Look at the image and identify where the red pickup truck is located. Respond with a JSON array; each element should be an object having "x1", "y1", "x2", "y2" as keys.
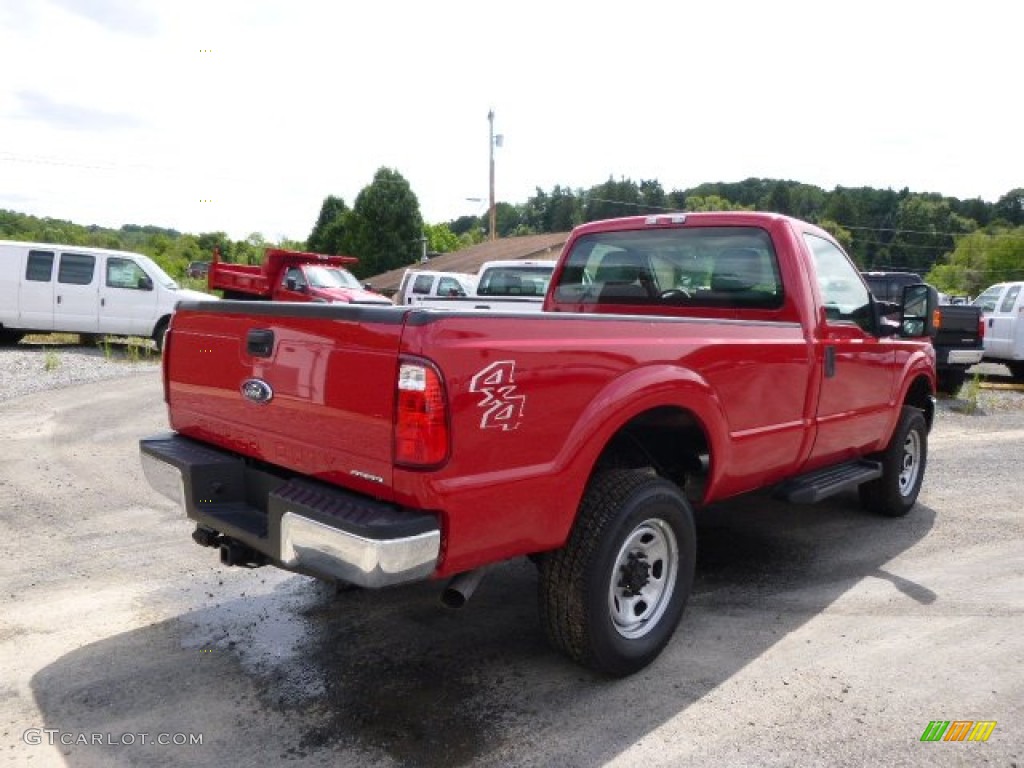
[
  {"x1": 141, "y1": 212, "x2": 937, "y2": 676},
  {"x1": 208, "y1": 247, "x2": 392, "y2": 305}
]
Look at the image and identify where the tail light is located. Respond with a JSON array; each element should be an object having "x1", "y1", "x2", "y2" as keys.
[
  {"x1": 978, "y1": 314, "x2": 986, "y2": 340},
  {"x1": 932, "y1": 309, "x2": 942, "y2": 329},
  {"x1": 394, "y1": 359, "x2": 449, "y2": 467}
]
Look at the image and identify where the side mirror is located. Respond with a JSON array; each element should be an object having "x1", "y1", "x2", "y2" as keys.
[
  {"x1": 138, "y1": 276, "x2": 153, "y2": 291},
  {"x1": 363, "y1": 282, "x2": 373, "y2": 291},
  {"x1": 899, "y1": 284, "x2": 938, "y2": 338},
  {"x1": 285, "y1": 277, "x2": 298, "y2": 291}
]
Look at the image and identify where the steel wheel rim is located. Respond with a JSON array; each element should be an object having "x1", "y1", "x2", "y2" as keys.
[
  {"x1": 898, "y1": 429, "x2": 922, "y2": 496},
  {"x1": 608, "y1": 518, "x2": 679, "y2": 639}
]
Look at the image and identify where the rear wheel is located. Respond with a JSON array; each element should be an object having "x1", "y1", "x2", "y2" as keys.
[
  {"x1": 0, "y1": 330, "x2": 25, "y2": 345},
  {"x1": 539, "y1": 470, "x2": 696, "y2": 677},
  {"x1": 859, "y1": 406, "x2": 928, "y2": 517},
  {"x1": 1007, "y1": 361, "x2": 1024, "y2": 381}
]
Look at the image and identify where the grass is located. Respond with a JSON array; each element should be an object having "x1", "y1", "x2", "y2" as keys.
[
  {"x1": 961, "y1": 372, "x2": 983, "y2": 414},
  {"x1": 23, "y1": 333, "x2": 156, "y2": 363},
  {"x1": 43, "y1": 349, "x2": 60, "y2": 372}
]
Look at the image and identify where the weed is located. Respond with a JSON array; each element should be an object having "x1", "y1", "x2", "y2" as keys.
[
  {"x1": 960, "y1": 371, "x2": 983, "y2": 415},
  {"x1": 44, "y1": 349, "x2": 60, "y2": 372}
]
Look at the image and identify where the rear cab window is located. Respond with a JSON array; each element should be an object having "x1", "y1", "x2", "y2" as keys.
[
  {"x1": 999, "y1": 285, "x2": 1021, "y2": 313},
  {"x1": 551, "y1": 226, "x2": 783, "y2": 312}
]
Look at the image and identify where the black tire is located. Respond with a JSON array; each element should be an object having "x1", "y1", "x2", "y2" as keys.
[
  {"x1": 1007, "y1": 361, "x2": 1024, "y2": 381},
  {"x1": 152, "y1": 318, "x2": 170, "y2": 352},
  {"x1": 0, "y1": 330, "x2": 25, "y2": 345},
  {"x1": 859, "y1": 406, "x2": 928, "y2": 517},
  {"x1": 936, "y1": 368, "x2": 966, "y2": 396},
  {"x1": 539, "y1": 470, "x2": 696, "y2": 677}
]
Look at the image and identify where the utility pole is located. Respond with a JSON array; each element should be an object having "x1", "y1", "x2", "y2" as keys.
[{"x1": 488, "y1": 109, "x2": 496, "y2": 241}]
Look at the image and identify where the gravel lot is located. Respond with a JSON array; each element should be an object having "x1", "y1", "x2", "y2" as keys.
[
  {"x1": 0, "y1": 345, "x2": 1021, "y2": 767},
  {"x1": 0, "y1": 340, "x2": 160, "y2": 403}
]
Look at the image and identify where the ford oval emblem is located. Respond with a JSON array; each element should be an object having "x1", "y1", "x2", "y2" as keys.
[{"x1": 241, "y1": 378, "x2": 273, "y2": 404}]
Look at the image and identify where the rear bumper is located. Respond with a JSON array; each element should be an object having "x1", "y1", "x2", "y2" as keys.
[
  {"x1": 942, "y1": 348, "x2": 985, "y2": 366},
  {"x1": 140, "y1": 433, "x2": 440, "y2": 587}
]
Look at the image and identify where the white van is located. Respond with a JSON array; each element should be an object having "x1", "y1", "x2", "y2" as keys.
[
  {"x1": 972, "y1": 281, "x2": 1024, "y2": 379},
  {"x1": 0, "y1": 240, "x2": 215, "y2": 349}
]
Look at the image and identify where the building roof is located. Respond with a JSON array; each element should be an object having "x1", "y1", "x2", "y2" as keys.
[{"x1": 366, "y1": 232, "x2": 569, "y2": 294}]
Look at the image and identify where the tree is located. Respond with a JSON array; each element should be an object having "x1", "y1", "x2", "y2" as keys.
[
  {"x1": 307, "y1": 195, "x2": 349, "y2": 253},
  {"x1": 993, "y1": 188, "x2": 1024, "y2": 226},
  {"x1": 346, "y1": 168, "x2": 423, "y2": 278},
  {"x1": 424, "y1": 222, "x2": 459, "y2": 254},
  {"x1": 927, "y1": 227, "x2": 1024, "y2": 295}
]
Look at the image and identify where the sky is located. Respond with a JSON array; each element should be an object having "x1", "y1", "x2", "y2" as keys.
[{"x1": 0, "y1": 0, "x2": 1019, "y2": 242}]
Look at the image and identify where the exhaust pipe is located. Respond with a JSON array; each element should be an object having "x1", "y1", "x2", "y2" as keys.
[{"x1": 441, "y1": 567, "x2": 490, "y2": 609}]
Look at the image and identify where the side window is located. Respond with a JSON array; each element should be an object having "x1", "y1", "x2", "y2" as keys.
[
  {"x1": 412, "y1": 275, "x2": 433, "y2": 294},
  {"x1": 57, "y1": 253, "x2": 96, "y2": 285},
  {"x1": 803, "y1": 234, "x2": 872, "y2": 331},
  {"x1": 26, "y1": 250, "x2": 55, "y2": 282},
  {"x1": 437, "y1": 276, "x2": 465, "y2": 296},
  {"x1": 106, "y1": 257, "x2": 150, "y2": 290},
  {"x1": 973, "y1": 286, "x2": 1003, "y2": 313},
  {"x1": 282, "y1": 266, "x2": 305, "y2": 288},
  {"x1": 999, "y1": 285, "x2": 1020, "y2": 313}
]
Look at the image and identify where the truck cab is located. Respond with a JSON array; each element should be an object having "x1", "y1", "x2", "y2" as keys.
[
  {"x1": 395, "y1": 269, "x2": 477, "y2": 305},
  {"x1": 278, "y1": 263, "x2": 392, "y2": 305},
  {"x1": 973, "y1": 281, "x2": 1024, "y2": 378}
]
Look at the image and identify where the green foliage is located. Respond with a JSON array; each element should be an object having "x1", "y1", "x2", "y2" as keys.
[
  {"x1": 424, "y1": 222, "x2": 459, "y2": 254},
  {"x1": 926, "y1": 227, "x2": 1024, "y2": 295},
  {"x1": 306, "y1": 195, "x2": 350, "y2": 254},
  {"x1": 344, "y1": 168, "x2": 423, "y2": 278},
  {"x1": 683, "y1": 195, "x2": 752, "y2": 212}
]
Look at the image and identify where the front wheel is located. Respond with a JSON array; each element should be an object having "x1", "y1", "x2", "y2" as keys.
[
  {"x1": 859, "y1": 406, "x2": 928, "y2": 517},
  {"x1": 539, "y1": 470, "x2": 696, "y2": 677}
]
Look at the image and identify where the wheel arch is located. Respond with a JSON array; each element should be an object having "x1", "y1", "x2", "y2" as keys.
[{"x1": 556, "y1": 365, "x2": 729, "y2": 521}]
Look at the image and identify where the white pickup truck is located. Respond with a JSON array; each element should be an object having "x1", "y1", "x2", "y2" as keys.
[
  {"x1": 410, "y1": 259, "x2": 556, "y2": 312},
  {"x1": 394, "y1": 270, "x2": 477, "y2": 306},
  {"x1": 973, "y1": 281, "x2": 1024, "y2": 379}
]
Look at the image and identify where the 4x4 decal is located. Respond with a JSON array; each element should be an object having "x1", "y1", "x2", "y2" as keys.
[{"x1": 469, "y1": 360, "x2": 526, "y2": 431}]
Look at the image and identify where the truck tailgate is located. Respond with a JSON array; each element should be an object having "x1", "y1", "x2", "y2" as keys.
[
  {"x1": 935, "y1": 305, "x2": 983, "y2": 348},
  {"x1": 165, "y1": 302, "x2": 405, "y2": 498}
]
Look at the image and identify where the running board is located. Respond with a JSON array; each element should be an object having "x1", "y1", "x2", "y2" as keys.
[{"x1": 774, "y1": 460, "x2": 882, "y2": 504}]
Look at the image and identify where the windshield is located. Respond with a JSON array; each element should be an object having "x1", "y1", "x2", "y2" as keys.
[{"x1": 307, "y1": 266, "x2": 361, "y2": 289}]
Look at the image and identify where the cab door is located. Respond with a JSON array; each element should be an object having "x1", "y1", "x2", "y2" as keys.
[
  {"x1": 99, "y1": 256, "x2": 157, "y2": 335},
  {"x1": 54, "y1": 251, "x2": 99, "y2": 333},
  {"x1": 18, "y1": 249, "x2": 56, "y2": 331},
  {"x1": 803, "y1": 234, "x2": 896, "y2": 465},
  {"x1": 986, "y1": 284, "x2": 1020, "y2": 359}
]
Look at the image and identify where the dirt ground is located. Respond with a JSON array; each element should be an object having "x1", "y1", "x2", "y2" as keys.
[{"x1": 1, "y1": 369, "x2": 1021, "y2": 767}]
